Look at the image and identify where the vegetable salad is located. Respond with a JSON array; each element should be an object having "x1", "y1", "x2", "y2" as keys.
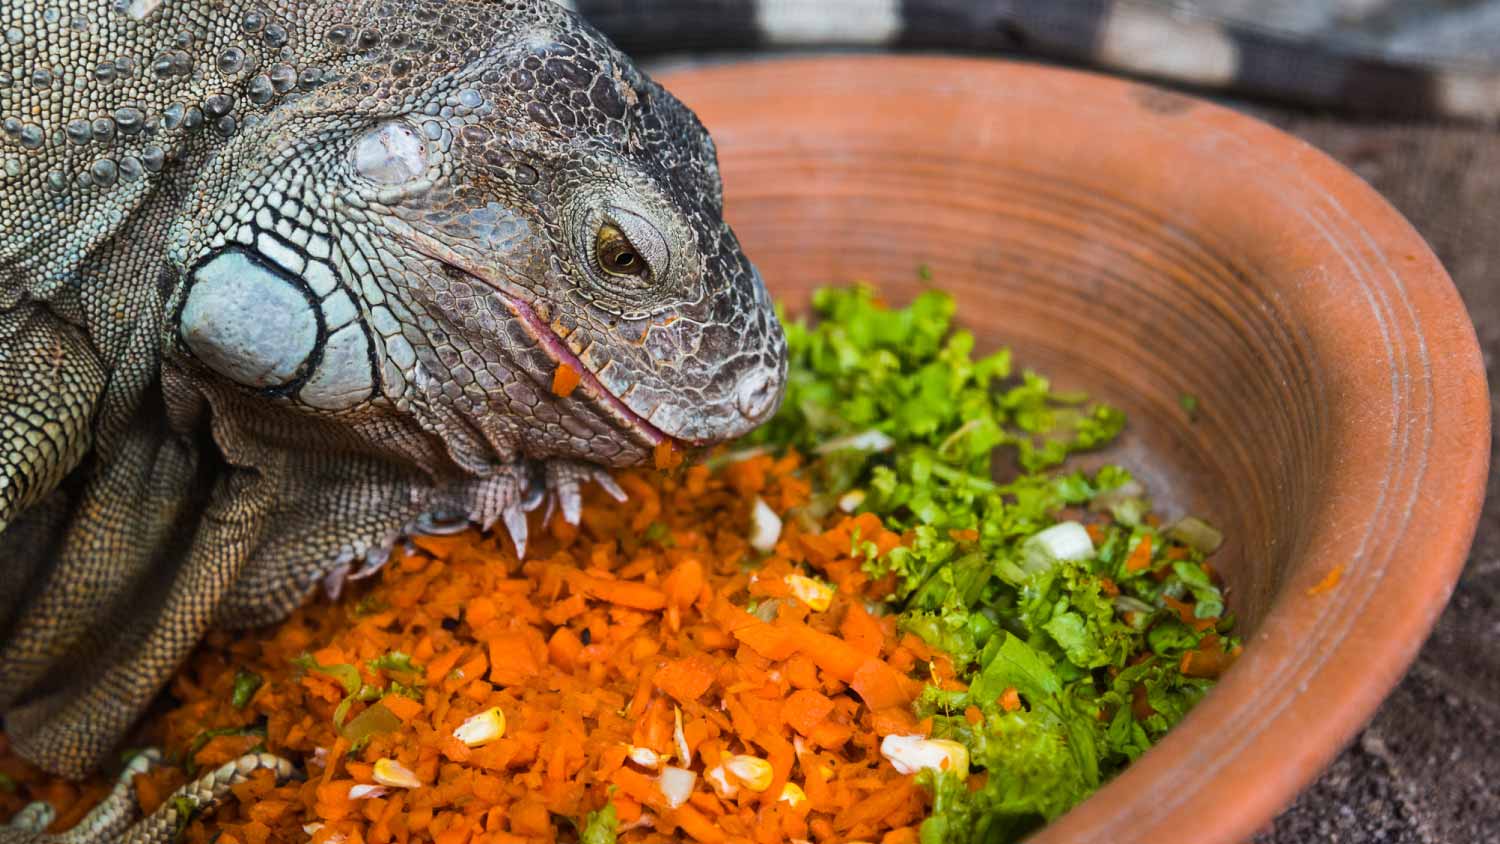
[{"x1": 0, "y1": 283, "x2": 1237, "y2": 844}]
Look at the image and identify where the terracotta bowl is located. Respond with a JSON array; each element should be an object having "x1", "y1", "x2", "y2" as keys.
[{"x1": 656, "y1": 56, "x2": 1490, "y2": 844}]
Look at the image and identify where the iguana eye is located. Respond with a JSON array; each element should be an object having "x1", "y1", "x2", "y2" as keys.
[{"x1": 595, "y1": 223, "x2": 647, "y2": 277}]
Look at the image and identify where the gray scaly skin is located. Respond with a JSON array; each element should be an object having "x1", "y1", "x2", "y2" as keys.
[{"x1": 0, "y1": 0, "x2": 785, "y2": 837}]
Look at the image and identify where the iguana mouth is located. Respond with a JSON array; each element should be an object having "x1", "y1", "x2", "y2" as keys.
[
  {"x1": 500, "y1": 289, "x2": 672, "y2": 448},
  {"x1": 400, "y1": 232, "x2": 675, "y2": 449}
]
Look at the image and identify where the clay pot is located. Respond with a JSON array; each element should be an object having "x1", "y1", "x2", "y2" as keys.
[{"x1": 658, "y1": 56, "x2": 1491, "y2": 844}]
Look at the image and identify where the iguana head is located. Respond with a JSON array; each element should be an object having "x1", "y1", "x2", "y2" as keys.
[{"x1": 166, "y1": 0, "x2": 786, "y2": 474}]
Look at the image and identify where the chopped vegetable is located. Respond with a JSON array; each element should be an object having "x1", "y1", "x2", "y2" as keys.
[
  {"x1": 1307, "y1": 564, "x2": 1345, "y2": 596},
  {"x1": 748, "y1": 495, "x2": 782, "y2": 553},
  {"x1": 581, "y1": 801, "x2": 619, "y2": 844},
  {"x1": 657, "y1": 766, "x2": 697, "y2": 809},
  {"x1": 371, "y1": 758, "x2": 421, "y2": 789},
  {"x1": 450, "y1": 706, "x2": 505, "y2": 746},
  {"x1": 784, "y1": 573, "x2": 834, "y2": 611},
  {"x1": 1179, "y1": 392, "x2": 1200, "y2": 420},
  {"x1": 723, "y1": 754, "x2": 774, "y2": 792},
  {"x1": 880, "y1": 735, "x2": 970, "y2": 777},
  {"x1": 229, "y1": 669, "x2": 262, "y2": 709},
  {"x1": 0, "y1": 283, "x2": 1235, "y2": 844},
  {"x1": 552, "y1": 361, "x2": 583, "y2": 397}
]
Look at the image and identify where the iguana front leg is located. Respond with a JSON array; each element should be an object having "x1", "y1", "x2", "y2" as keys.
[
  {"x1": 0, "y1": 304, "x2": 105, "y2": 533},
  {"x1": 0, "y1": 750, "x2": 295, "y2": 844}
]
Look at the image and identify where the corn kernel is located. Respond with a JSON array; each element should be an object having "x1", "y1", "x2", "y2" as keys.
[
  {"x1": 724, "y1": 754, "x2": 775, "y2": 792},
  {"x1": 778, "y1": 782, "x2": 807, "y2": 807},
  {"x1": 451, "y1": 707, "x2": 506, "y2": 747},
  {"x1": 705, "y1": 764, "x2": 738, "y2": 798},
  {"x1": 784, "y1": 574, "x2": 834, "y2": 612},
  {"x1": 879, "y1": 735, "x2": 969, "y2": 777},
  {"x1": 372, "y1": 758, "x2": 422, "y2": 789}
]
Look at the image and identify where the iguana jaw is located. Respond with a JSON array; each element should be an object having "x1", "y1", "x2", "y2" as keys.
[
  {"x1": 501, "y1": 288, "x2": 672, "y2": 449},
  {"x1": 401, "y1": 233, "x2": 676, "y2": 450}
]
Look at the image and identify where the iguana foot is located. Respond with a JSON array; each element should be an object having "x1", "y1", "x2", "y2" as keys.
[
  {"x1": 0, "y1": 750, "x2": 295, "y2": 844},
  {"x1": 403, "y1": 460, "x2": 625, "y2": 560},
  {"x1": 543, "y1": 460, "x2": 628, "y2": 527}
]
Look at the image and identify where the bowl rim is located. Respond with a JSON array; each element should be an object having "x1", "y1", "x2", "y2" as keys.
[{"x1": 656, "y1": 54, "x2": 1492, "y2": 843}]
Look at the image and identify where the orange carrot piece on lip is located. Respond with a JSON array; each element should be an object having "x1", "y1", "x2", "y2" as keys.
[{"x1": 551, "y1": 362, "x2": 582, "y2": 397}]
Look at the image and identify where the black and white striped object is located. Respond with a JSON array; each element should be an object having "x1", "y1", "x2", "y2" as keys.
[{"x1": 563, "y1": 0, "x2": 1500, "y2": 123}]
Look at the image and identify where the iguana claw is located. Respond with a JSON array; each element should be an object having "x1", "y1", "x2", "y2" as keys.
[
  {"x1": 544, "y1": 461, "x2": 629, "y2": 528},
  {"x1": 0, "y1": 750, "x2": 296, "y2": 844}
]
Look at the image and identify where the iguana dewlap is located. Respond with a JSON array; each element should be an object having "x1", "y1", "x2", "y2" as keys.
[{"x1": 0, "y1": 0, "x2": 786, "y2": 812}]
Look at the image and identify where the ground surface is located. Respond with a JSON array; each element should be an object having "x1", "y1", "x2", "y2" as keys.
[{"x1": 1244, "y1": 114, "x2": 1500, "y2": 844}]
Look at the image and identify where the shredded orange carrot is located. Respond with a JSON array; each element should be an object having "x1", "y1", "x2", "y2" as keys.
[
  {"x1": 1180, "y1": 633, "x2": 1238, "y2": 679},
  {"x1": 1124, "y1": 533, "x2": 1153, "y2": 572},
  {"x1": 998, "y1": 687, "x2": 1022, "y2": 713},
  {"x1": 654, "y1": 439, "x2": 685, "y2": 471},
  {"x1": 0, "y1": 452, "x2": 937, "y2": 844},
  {"x1": 1306, "y1": 564, "x2": 1345, "y2": 596},
  {"x1": 550, "y1": 362, "x2": 582, "y2": 398}
]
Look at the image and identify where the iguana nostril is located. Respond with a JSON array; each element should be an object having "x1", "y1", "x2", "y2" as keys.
[{"x1": 736, "y1": 370, "x2": 779, "y2": 422}]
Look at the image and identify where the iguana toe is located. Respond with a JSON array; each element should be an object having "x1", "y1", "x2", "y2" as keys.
[
  {"x1": 544, "y1": 460, "x2": 630, "y2": 527},
  {"x1": 5, "y1": 802, "x2": 55, "y2": 835}
]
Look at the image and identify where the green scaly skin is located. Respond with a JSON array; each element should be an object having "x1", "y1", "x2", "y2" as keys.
[{"x1": 0, "y1": 1, "x2": 787, "y2": 839}]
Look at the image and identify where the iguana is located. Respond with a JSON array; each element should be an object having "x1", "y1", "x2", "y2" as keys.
[
  {"x1": 5, "y1": 0, "x2": 1499, "y2": 842},
  {"x1": 0, "y1": 0, "x2": 786, "y2": 840}
]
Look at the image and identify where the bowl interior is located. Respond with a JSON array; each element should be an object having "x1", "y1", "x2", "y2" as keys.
[{"x1": 658, "y1": 56, "x2": 1489, "y2": 844}]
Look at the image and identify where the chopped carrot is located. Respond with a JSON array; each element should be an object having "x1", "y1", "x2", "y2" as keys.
[
  {"x1": 379, "y1": 695, "x2": 423, "y2": 723},
  {"x1": 672, "y1": 803, "x2": 728, "y2": 843},
  {"x1": 783, "y1": 689, "x2": 836, "y2": 736},
  {"x1": 839, "y1": 601, "x2": 885, "y2": 658},
  {"x1": 1124, "y1": 533, "x2": 1154, "y2": 572},
  {"x1": 551, "y1": 362, "x2": 582, "y2": 398},
  {"x1": 587, "y1": 577, "x2": 668, "y2": 611},
  {"x1": 2, "y1": 454, "x2": 934, "y2": 844},
  {"x1": 654, "y1": 439, "x2": 684, "y2": 471},
  {"x1": 1307, "y1": 564, "x2": 1345, "y2": 596},
  {"x1": 850, "y1": 658, "x2": 917, "y2": 711},
  {"x1": 654, "y1": 654, "x2": 717, "y2": 702},
  {"x1": 999, "y1": 686, "x2": 1022, "y2": 713},
  {"x1": 795, "y1": 628, "x2": 868, "y2": 683},
  {"x1": 734, "y1": 621, "x2": 802, "y2": 661}
]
